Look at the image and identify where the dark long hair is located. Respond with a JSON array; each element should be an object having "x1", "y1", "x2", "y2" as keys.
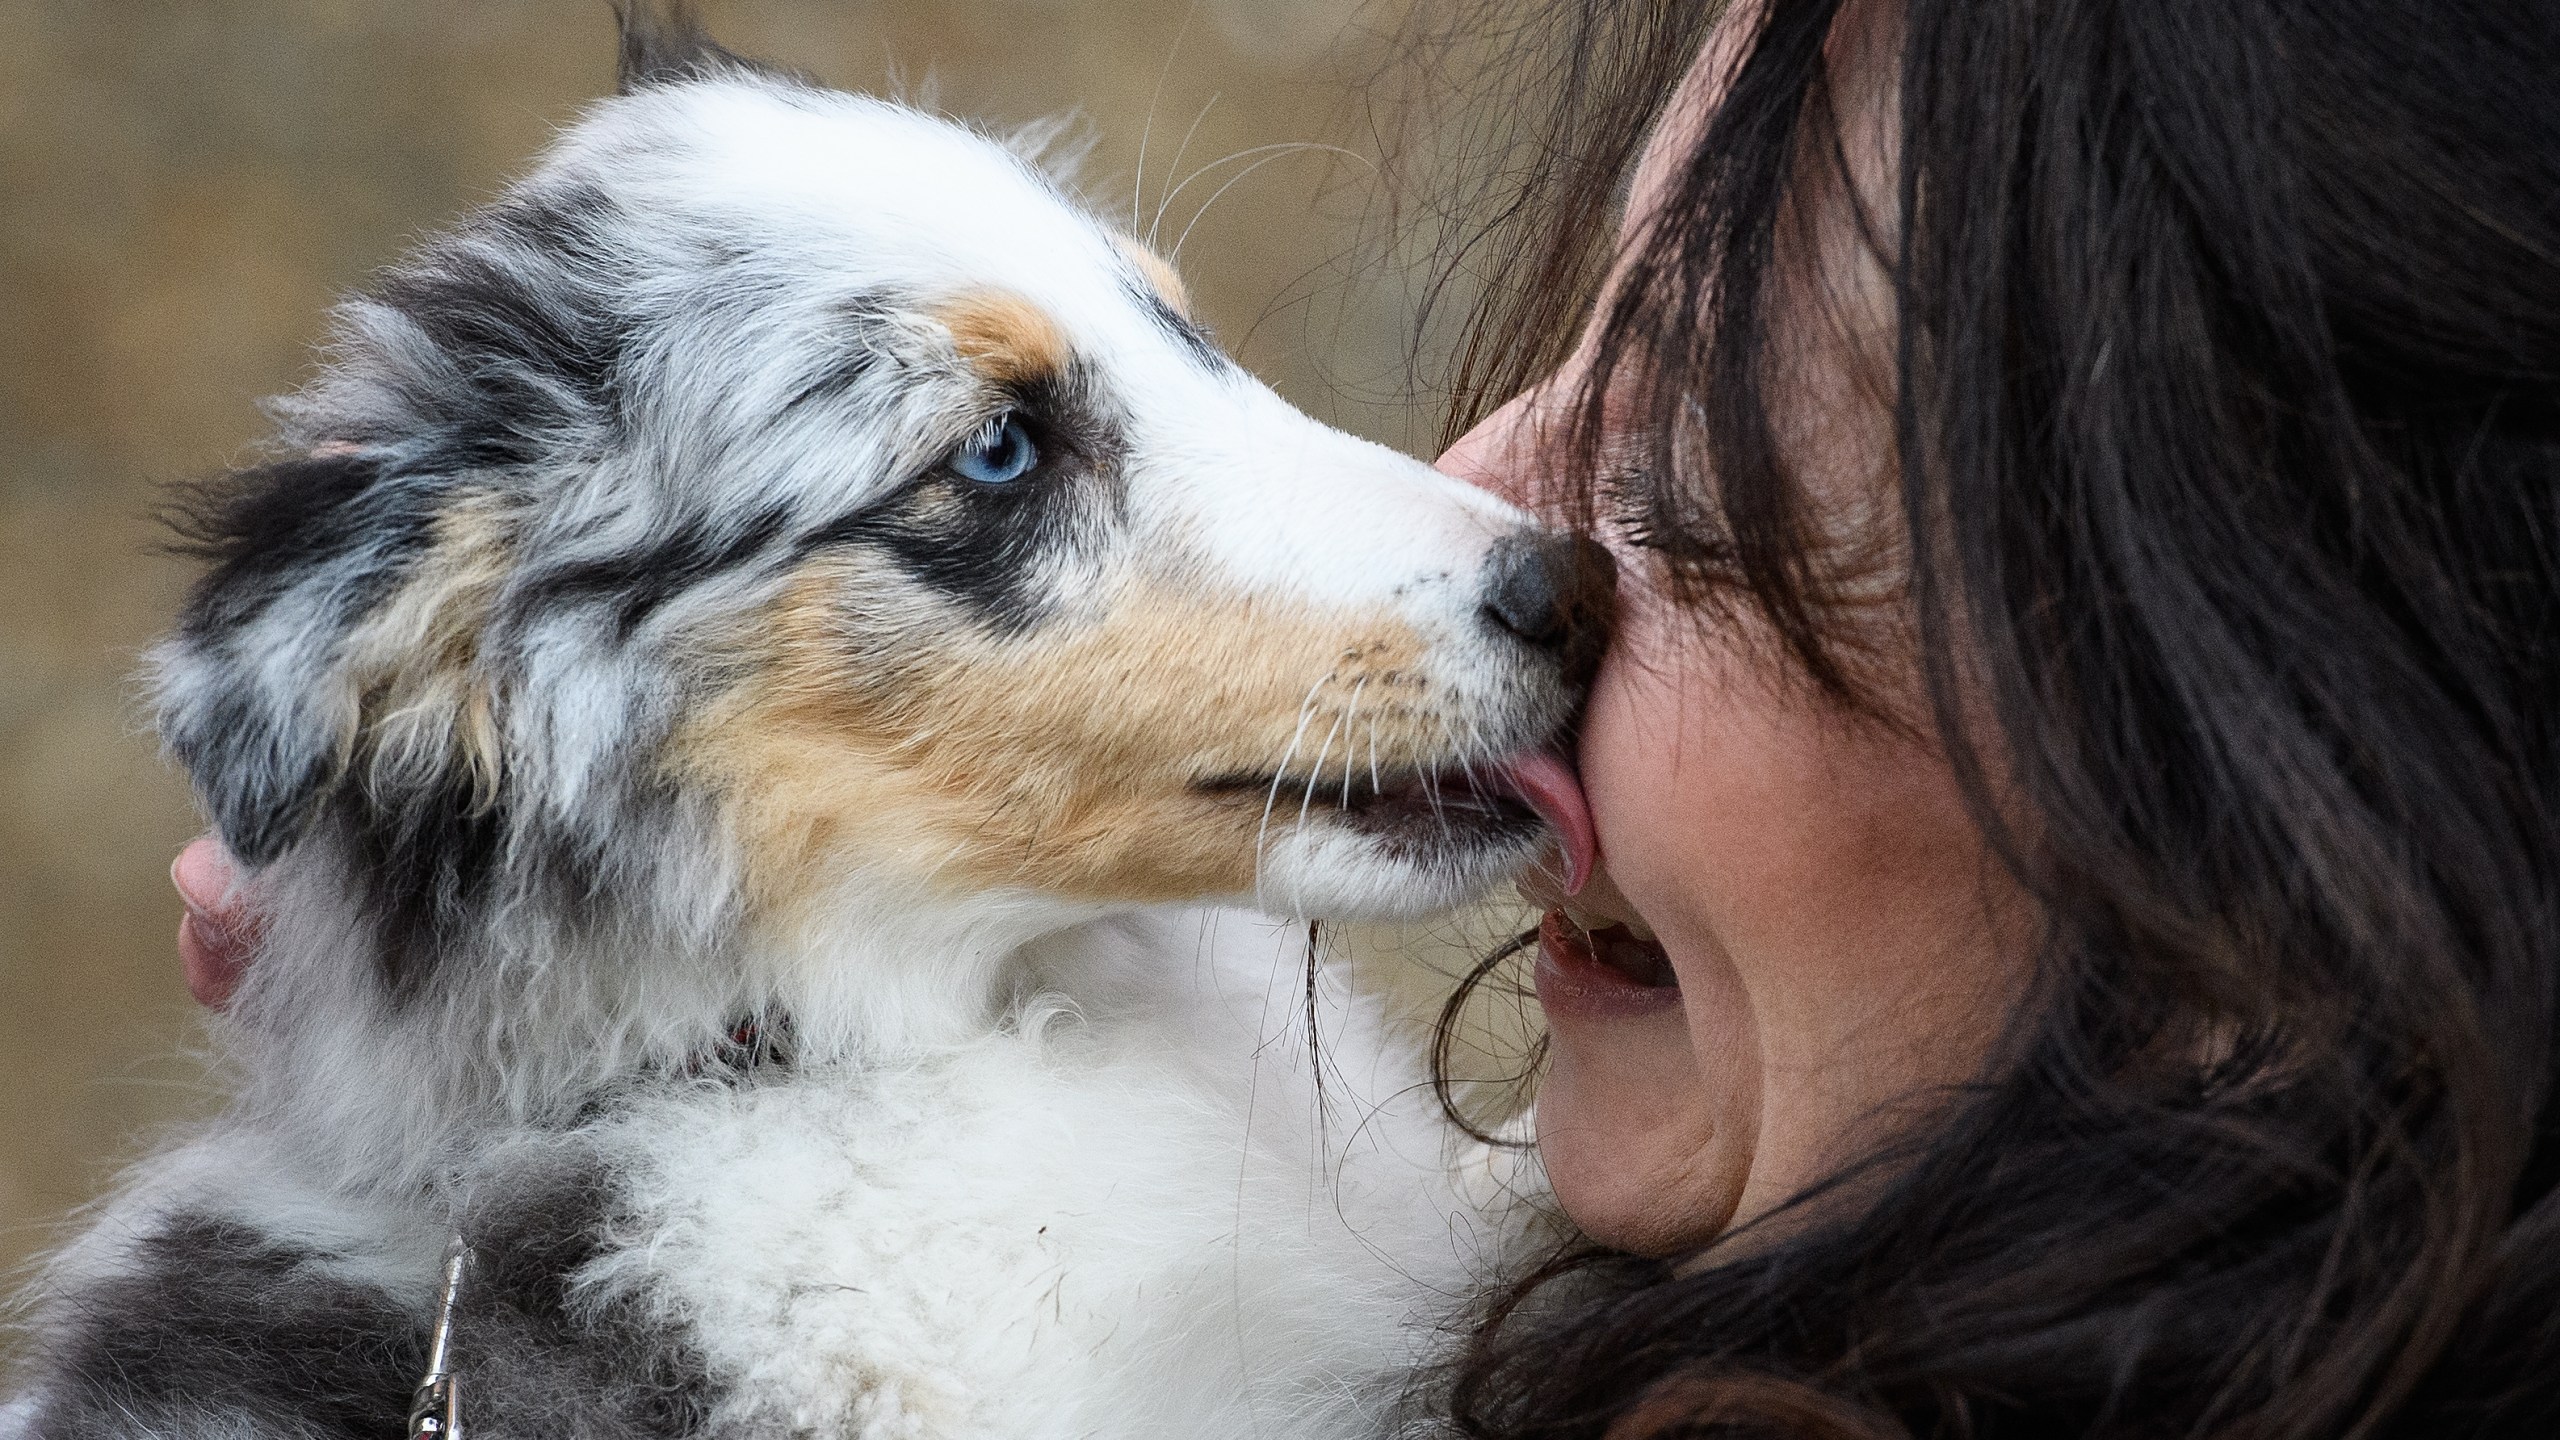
[{"x1": 1401, "y1": 1, "x2": 2560, "y2": 1435}]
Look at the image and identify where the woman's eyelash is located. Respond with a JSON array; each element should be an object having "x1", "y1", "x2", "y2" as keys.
[
  {"x1": 1596, "y1": 466, "x2": 1740, "y2": 570},
  {"x1": 1596, "y1": 468, "x2": 1677, "y2": 551}
]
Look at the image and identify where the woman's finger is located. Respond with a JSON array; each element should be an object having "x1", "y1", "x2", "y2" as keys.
[{"x1": 173, "y1": 835, "x2": 254, "y2": 1010}]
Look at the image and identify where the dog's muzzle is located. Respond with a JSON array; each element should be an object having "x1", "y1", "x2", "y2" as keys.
[{"x1": 1476, "y1": 528, "x2": 1618, "y2": 688}]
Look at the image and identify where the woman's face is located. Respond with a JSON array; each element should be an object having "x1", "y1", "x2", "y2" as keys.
[{"x1": 1438, "y1": 7, "x2": 2029, "y2": 1256}]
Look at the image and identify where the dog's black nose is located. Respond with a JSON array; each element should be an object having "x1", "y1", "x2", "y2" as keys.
[{"x1": 1478, "y1": 529, "x2": 1616, "y2": 685}]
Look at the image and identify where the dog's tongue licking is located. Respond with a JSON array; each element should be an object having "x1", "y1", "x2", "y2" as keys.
[{"x1": 1496, "y1": 750, "x2": 1598, "y2": 895}]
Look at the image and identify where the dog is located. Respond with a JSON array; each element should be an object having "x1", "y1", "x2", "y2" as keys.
[{"x1": 0, "y1": 12, "x2": 1610, "y2": 1439}]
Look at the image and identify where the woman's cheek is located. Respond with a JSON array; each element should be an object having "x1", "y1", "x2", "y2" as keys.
[{"x1": 1531, "y1": 600, "x2": 1773, "y2": 1253}]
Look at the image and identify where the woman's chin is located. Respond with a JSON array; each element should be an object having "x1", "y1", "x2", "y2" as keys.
[
  {"x1": 1534, "y1": 1065, "x2": 1743, "y2": 1255},
  {"x1": 1531, "y1": 946, "x2": 1746, "y2": 1254}
]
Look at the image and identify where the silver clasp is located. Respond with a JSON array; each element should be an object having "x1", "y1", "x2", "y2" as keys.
[{"x1": 406, "y1": 1234, "x2": 471, "y2": 1440}]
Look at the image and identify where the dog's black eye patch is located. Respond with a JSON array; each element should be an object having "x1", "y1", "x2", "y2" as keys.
[{"x1": 802, "y1": 377, "x2": 1125, "y2": 634}]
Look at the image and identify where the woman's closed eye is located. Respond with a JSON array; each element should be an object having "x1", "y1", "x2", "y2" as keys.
[{"x1": 1598, "y1": 464, "x2": 1734, "y2": 571}]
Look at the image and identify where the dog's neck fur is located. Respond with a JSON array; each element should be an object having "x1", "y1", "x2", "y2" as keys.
[{"x1": 220, "y1": 835, "x2": 1183, "y2": 1201}]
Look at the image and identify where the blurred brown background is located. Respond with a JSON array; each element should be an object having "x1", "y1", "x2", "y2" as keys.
[{"x1": 0, "y1": 0, "x2": 1532, "y2": 1321}]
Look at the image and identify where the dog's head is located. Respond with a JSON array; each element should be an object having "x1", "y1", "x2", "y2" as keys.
[{"x1": 156, "y1": 13, "x2": 1611, "y2": 1008}]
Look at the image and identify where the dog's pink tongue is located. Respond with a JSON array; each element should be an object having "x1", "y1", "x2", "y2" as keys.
[{"x1": 1497, "y1": 750, "x2": 1598, "y2": 895}]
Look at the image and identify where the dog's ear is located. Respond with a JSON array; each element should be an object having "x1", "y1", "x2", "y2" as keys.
[
  {"x1": 157, "y1": 163, "x2": 626, "y2": 872},
  {"x1": 154, "y1": 452, "x2": 444, "y2": 866},
  {"x1": 612, "y1": 2, "x2": 807, "y2": 95}
]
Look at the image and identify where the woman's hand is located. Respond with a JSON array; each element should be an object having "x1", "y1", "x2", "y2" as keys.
[{"x1": 173, "y1": 835, "x2": 257, "y2": 1009}]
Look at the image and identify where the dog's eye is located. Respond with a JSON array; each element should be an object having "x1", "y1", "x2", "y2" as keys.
[{"x1": 949, "y1": 413, "x2": 1039, "y2": 486}]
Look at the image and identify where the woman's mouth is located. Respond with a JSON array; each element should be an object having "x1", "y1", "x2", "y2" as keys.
[{"x1": 1533, "y1": 906, "x2": 1681, "y2": 1017}]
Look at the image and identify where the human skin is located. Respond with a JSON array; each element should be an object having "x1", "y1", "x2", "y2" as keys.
[
  {"x1": 174, "y1": 837, "x2": 255, "y2": 1010},
  {"x1": 1434, "y1": 2, "x2": 2031, "y2": 1256}
]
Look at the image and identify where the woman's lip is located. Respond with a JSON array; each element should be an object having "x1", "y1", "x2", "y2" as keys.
[{"x1": 1533, "y1": 908, "x2": 1682, "y2": 1020}]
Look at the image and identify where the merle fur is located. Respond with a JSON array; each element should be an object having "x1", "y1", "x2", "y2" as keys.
[
  {"x1": 163, "y1": 451, "x2": 449, "y2": 866},
  {"x1": 777, "y1": 294, "x2": 901, "y2": 417},
  {"x1": 159, "y1": 177, "x2": 642, "y2": 877},
  {"x1": 332, "y1": 768, "x2": 512, "y2": 1002},
  {"x1": 19, "y1": 1172, "x2": 725, "y2": 1440},
  {"x1": 445, "y1": 1159, "x2": 720, "y2": 1440},
  {"x1": 515, "y1": 504, "x2": 797, "y2": 643},
  {"x1": 26, "y1": 1218, "x2": 424, "y2": 1440},
  {"x1": 158, "y1": 147, "x2": 800, "y2": 999},
  {"x1": 165, "y1": 452, "x2": 435, "y2": 642},
  {"x1": 367, "y1": 182, "x2": 633, "y2": 473}
]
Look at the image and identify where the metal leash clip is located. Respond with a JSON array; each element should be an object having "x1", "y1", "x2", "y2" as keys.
[{"x1": 406, "y1": 1234, "x2": 472, "y2": 1440}]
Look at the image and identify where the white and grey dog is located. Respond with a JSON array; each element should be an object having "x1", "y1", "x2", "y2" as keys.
[{"x1": 2, "y1": 11, "x2": 1610, "y2": 1439}]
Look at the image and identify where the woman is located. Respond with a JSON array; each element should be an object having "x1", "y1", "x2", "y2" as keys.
[{"x1": 179, "y1": 0, "x2": 2560, "y2": 1433}]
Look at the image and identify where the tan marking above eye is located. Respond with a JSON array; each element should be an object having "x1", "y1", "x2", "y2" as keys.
[
  {"x1": 1109, "y1": 235, "x2": 1192, "y2": 321},
  {"x1": 930, "y1": 289, "x2": 1072, "y2": 387}
]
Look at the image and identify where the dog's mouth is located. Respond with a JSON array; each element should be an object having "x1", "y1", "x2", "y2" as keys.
[{"x1": 1194, "y1": 759, "x2": 1545, "y2": 847}]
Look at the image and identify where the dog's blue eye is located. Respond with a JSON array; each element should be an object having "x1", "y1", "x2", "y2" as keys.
[{"x1": 950, "y1": 414, "x2": 1039, "y2": 485}]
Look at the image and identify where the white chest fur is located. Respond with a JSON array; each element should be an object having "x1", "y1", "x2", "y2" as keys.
[{"x1": 558, "y1": 909, "x2": 1525, "y2": 1439}]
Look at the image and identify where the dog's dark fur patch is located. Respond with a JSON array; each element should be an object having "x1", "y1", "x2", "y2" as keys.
[
  {"x1": 373, "y1": 185, "x2": 632, "y2": 472},
  {"x1": 334, "y1": 770, "x2": 511, "y2": 1002},
  {"x1": 19, "y1": 1172, "x2": 724, "y2": 1440},
  {"x1": 449, "y1": 1158, "x2": 720, "y2": 1440},
  {"x1": 1130, "y1": 280, "x2": 1228, "y2": 372},
  {"x1": 24, "y1": 1217, "x2": 423, "y2": 1440},
  {"x1": 163, "y1": 453, "x2": 448, "y2": 866},
  {"x1": 777, "y1": 294, "x2": 902, "y2": 416},
  {"x1": 166, "y1": 452, "x2": 433, "y2": 638},
  {"x1": 516, "y1": 504, "x2": 796, "y2": 642},
  {"x1": 344, "y1": 757, "x2": 697, "y2": 1005}
]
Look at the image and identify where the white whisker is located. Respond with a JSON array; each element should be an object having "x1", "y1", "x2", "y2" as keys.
[
  {"x1": 1336, "y1": 677, "x2": 1370, "y2": 809},
  {"x1": 1149, "y1": 93, "x2": 1223, "y2": 246},
  {"x1": 1429, "y1": 714, "x2": 1464, "y2": 854},
  {"x1": 1294, "y1": 700, "x2": 1351, "y2": 855},
  {"x1": 1255, "y1": 671, "x2": 1337, "y2": 898},
  {"x1": 1170, "y1": 144, "x2": 1373, "y2": 266},
  {"x1": 1132, "y1": 0, "x2": 1206, "y2": 231},
  {"x1": 1150, "y1": 142, "x2": 1328, "y2": 227}
]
